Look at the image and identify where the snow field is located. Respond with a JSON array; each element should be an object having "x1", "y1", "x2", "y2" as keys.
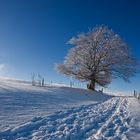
[
  {"x1": 0, "y1": 97, "x2": 132, "y2": 140},
  {"x1": 0, "y1": 79, "x2": 111, "y2": 131},
  {"x1": 0, "y1": 79, "x2": 140, "y2": 140}
]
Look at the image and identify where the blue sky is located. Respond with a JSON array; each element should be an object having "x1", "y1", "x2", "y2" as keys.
[{"x1": 0, "y1": 0, "x2": 140, "y2": 93}]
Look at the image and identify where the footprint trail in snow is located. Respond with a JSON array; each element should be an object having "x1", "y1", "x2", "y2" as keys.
[{"x1": 0, "y1": 97, "x2": 132, "y2": 140}]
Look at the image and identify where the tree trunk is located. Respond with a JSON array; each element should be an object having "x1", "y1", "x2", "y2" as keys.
[{"x1": 87, "y1": 80, "x2": 95, "y2": 90}]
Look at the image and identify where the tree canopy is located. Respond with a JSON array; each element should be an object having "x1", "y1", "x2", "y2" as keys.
[{"x1": 56, "y1": 26, "x2": 137, "y2": 90}]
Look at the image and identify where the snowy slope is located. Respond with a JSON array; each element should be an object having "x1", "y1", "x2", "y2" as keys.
[
  {"x1": 126, "y1": 98, "x2": 140, "y2": 140},
  {"x1": 0, "y1": 79, "x2": 140, "y2": 140},
  {"x1": 0, "y1": 79, "x2": 111, "y2": 130}
]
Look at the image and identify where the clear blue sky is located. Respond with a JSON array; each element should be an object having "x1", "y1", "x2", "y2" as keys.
[{"x1": 0, "y1": 0, "x2": 140, "y2": 93}]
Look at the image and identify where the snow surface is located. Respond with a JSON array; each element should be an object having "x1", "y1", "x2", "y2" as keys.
[{"x1": 0, "y1": 78, "x2": 140, "y2": 140}]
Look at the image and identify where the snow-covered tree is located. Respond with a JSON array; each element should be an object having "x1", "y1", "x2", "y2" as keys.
[{"x1": 56, "y1": 26, "x2": 137, "y2": 90}]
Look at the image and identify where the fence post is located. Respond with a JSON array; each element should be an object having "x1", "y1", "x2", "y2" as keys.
[
  {"x1": 133, "y1": 90, "x2": 140, "y2": 100},
  {"x1": 138, "y1": 93, "x2": 140, "y2": 100},
  {"x1": 134, "y1": 90, "x2": 136, "y2": 97}
]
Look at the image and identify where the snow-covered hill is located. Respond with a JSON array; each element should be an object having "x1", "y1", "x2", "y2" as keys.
[{"x1": 0, "y1": 78, "x2": 139, "y2": 140}]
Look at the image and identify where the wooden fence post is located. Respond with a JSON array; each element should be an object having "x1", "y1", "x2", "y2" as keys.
[{"x1": 138, "y1": 93, "x2": 140, "y2": 100}]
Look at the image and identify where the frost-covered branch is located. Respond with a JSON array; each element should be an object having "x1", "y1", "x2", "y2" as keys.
[{"x1": 56, "y1": 25, "x2": 138, "y2": 90}]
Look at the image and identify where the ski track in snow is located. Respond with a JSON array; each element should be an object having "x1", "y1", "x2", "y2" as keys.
[{"x1": 0, "y1": 97, "x2": 132, "y2": 140}]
